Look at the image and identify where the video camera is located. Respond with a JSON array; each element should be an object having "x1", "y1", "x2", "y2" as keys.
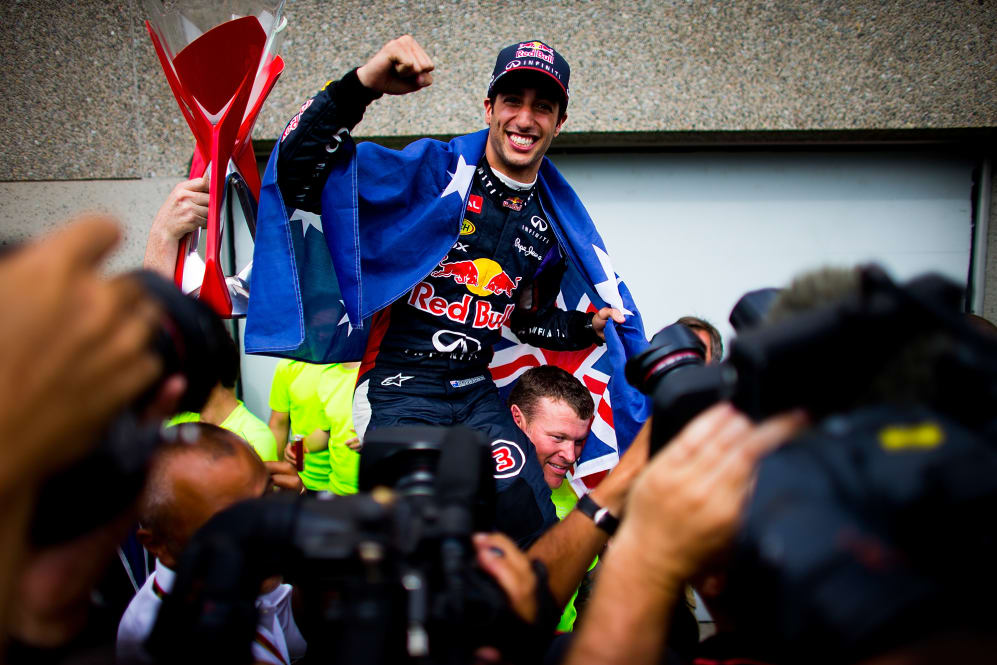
[
  {"x1": 29, "y1": 270, "x2": 231, "y2": 545},
  {"x1": 147, "y1": 425, "x2": 555, "y2": 665},
  {"x1": 626, "y1": 265, "x2": 997, "y2": 453}
]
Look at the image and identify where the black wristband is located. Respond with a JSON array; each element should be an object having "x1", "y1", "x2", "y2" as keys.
[
  {"x1": 342, "y1": 67, "x2": 384, "y2": 106},
  {"x1": 576, "y1": 494, "x2": 619, "y2": 536}
]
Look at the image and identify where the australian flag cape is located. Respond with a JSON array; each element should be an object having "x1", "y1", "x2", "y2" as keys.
[{"x1": 246, "y1": 128, "x2": 651, "y2": 471}]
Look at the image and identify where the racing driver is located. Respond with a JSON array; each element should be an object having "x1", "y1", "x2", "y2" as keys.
[{"x1": 270, "y1": 36, "x2": 625, "y2": 549}]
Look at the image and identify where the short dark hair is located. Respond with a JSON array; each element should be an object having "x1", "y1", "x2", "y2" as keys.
[
  {"x1": 762, "y1": 266, "x2": 959, "y2": 409},
  {"x1": 508, "y1": 366, "x2": 594, "y2": 421},
  {"x1": 765, "y1": 267, "x2": 861, "y2": 325},
  {"x1": 676, "y1": 316, "x2": 724, "y2": 364}
]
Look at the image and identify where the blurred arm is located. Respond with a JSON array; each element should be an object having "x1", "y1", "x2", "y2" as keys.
[
  {"x1": 303, "y1": 428, "x2": 330, "y2": 453},
  {"x1": 0, "y1": 216, "x2": 164, "y2": 642},
  {"x1": 264, "y1": 461, "x2": 305, "y2": 494},
  {"x1": 565, "y1": 405, "x2": 806, "y2": 665},
  {"x1": 268, "y1": 410, "x2": 290, "y2": 460}
]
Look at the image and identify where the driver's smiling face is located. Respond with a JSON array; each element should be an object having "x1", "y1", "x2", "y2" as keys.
[{"x1": 484, "y1": 83, "x2": 566, "y2": 183}]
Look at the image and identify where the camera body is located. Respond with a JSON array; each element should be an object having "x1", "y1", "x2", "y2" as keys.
[
  {"x1": 726, "y1": 403, "x2": 997, "y2": 662},
  {"x1": 149, "y1": 425, "x2": 543, "y2": 665}
]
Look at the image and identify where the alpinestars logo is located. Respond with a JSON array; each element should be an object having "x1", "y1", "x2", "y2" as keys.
[{"x1": 381, "y1": 373, "x2": 413, "y2": 387}]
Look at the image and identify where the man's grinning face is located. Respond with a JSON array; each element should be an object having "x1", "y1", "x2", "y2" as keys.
[
  {"x1": 484, "y1": 86, "x2": 565, "y2": 183},
  {"x1": 516, "y1": 397, "x2": 590, "y2": 489}
]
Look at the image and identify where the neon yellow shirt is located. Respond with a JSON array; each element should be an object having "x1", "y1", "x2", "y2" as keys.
[
  {"x1": 269, "y1": 360, "x2": 332, "y2": 490},
  {"x1": 551, "y1": 481, "x2": 580, "y2": 520},
  {"x1": 318, "y1": 363, "x2": 360, "y2": 495},
  {"x1": 550, "y1": 481, "x2": 598, "y2": 632},
  {"x1": 167, "y1": 401, "x2": 278, "y2": 462}
]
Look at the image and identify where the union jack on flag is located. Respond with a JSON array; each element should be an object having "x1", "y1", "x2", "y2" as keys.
[{"x1": 489, "y1": 260, "x2": 651, "y2": 495}]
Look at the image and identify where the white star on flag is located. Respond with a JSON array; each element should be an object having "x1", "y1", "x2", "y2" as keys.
[
  {"x1": 440, "y1": 154, "x2": 475, "y2": 199},
  {"x1": 336, "y1": 300, "x2": 354, "y2": 335},
  {"x1": 293, "y1": 210, "x2": 324, "y2": 237},
  {"x1": 592, "y1": 244, "x2": 634, "y2": 316}
]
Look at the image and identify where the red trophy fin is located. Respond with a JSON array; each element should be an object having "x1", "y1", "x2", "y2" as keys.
[{"x1": 172, "y1": 16, "x2": 266, "y2": 117}]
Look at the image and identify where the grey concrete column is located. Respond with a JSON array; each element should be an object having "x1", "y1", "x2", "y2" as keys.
[{"x1": 985, "y1": 161, "x2": 997, "y2": 323}]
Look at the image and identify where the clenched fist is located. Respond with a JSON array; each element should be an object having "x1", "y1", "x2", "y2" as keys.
[{"x1": 357, "y1": 35, "x2": 435, "y2": 95}]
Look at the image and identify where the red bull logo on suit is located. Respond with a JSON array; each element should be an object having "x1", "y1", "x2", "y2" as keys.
[
  {"x1": 431, "y1": 259, "x2": 478, "y2": 285},
  {"x1": 430, "y1": 257, "x2": 521, "y2": 297},
  {"x1": 482, "y1": 271, "x2": 520, "y2": 297}
]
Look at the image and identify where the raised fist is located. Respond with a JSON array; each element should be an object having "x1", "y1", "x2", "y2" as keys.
[{"x1": 356, "y1": 35, "x2": 434, "y2": 95}]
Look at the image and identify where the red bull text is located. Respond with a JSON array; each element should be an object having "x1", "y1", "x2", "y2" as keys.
[{"x1": 407, "y1": 282, "x2": 515, "y2": 330}]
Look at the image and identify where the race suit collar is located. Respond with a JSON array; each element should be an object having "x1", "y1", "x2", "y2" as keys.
[{"x1": 476, "y1": 157, "x2": 537, "y2": 209}]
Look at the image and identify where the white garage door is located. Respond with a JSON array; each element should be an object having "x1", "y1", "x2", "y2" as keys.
[
  {"x1": 236, "y1": 149, "x2": 977, "y2": 417},
  {"x1": 551, "y1": 150, "x2": 976, "y2": 344}
]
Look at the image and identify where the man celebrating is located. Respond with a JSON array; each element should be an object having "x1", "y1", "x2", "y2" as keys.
[{"x1": 248, "y1": 36, "x2": 647, "y2": 547}]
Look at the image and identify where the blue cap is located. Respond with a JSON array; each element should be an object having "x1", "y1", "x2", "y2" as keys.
[{"x1": 487, "y1": 40, "x2": 570, "y2": 109}]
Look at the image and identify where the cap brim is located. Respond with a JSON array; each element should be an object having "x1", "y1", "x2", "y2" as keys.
[{"x1": 488, "y1": 68, "x2": 568, "y2": 105}]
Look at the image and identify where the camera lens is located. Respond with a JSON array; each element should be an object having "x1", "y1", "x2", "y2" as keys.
[{"x1": 625, "y1": 322, "x2": 707, "y2": 395}]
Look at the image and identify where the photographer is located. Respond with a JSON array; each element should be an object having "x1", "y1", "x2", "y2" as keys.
[
  {"x1": 118, "y1": 423, "x2": 306, "y2": 665},
  {"x1": 167, "y1": 326, "x2": 280, "y2": 463},
  {"x1": 673, "y1": 317, "x2": 723, "y2": 365},
  {"x1": 0, "y1": 216, "x2": 176, "y2": 655},
  {"x1": 144, "y1": 422, "x2": 570, "y2": 665},
  {"x1": 567, "y1": 266, "x2": 997, "y2": 664}
]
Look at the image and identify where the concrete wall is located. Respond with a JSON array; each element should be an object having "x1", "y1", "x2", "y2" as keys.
[
  {"x1": 2, "y1": 1, "x2": 995, "y2": 182},
  {"x1": 0, "y1": 1, "x2": 994, "y2": 303},
  {"x1": 0, "y1": 178, "x2": 179, "y2": 273}
]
